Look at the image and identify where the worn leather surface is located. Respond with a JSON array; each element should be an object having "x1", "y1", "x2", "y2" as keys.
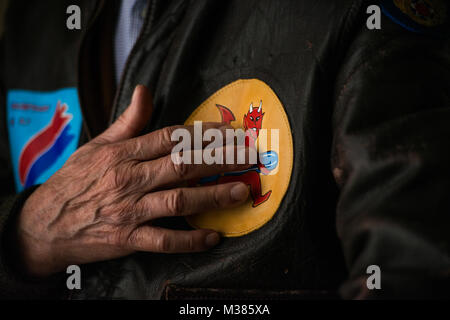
[
  {"x1": 1, "y1": 0, "x2": 449, "y2": 299},
  {"x1": 164, "y1": 284, "x2": 338, "y2": 300}
]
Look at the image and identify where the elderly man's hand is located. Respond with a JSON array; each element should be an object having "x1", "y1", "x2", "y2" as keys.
[{"x1": 16, "y1": 85, "x2": 250, "y2": 277}]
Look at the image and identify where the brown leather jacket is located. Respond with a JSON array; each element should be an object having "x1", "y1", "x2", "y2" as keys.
[{"x1": 0, "y1": 0, "x2": 449, "y2": 299}]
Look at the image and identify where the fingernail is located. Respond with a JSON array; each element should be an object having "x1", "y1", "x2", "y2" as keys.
[
  {"x1": 230, "y1": 183, "x2": 249, "y2": 201},
  {"x1": 205, "y1": 232, "x2": 220, "y2": 247}
]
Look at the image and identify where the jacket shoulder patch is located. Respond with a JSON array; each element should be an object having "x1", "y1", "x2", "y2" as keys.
[{"x1": 380, "y1": 0, "x2": 448, "y2": 36}]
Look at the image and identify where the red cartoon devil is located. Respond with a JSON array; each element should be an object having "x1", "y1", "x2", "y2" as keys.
[{"x1": 196, "y1": 102, "x2": 278, "y2": 207}]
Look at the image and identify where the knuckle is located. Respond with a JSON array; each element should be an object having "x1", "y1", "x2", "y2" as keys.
[
  {"x1": 155, "y1": 233, "x2": 171, "y2": 252},
  {"x1": 160, "y1": 126, "x2": 183, "y2": 151},
  {"x1": 116, "y1": 204, "x2": 134, "y2": 223},
  {"x1": 106, "y1": 227, "x2": 124, "y2": 246},
  {"x1": 171, "y1": 159, "x2": 189, "y2": 179},
  {"x1": 104, "y1": 165, "x2": 126, "y2": 189},
  {"x1": 125, "y1": 228, "x2": 142, "y2": 248},
  {"x1": 105, "y1": 161, "x2": 138, "y2": 191},
  {"x1": 166, "y1": 189, "x2": 186, "y2": 216},
  {"x1": 129, "y1": 138, "x2": 144, "y2": 158},
  {"x1": 161, "y1": 126, "x2": 175, "y2": 142},
  {"x1": 211, "y1": 188, "x2": 222, "y2": 208},
  {"x1": 99, "y1": 201, "x2": 132, "y2": 225},
  {"x1": 131, "y1": 162, "x2": 153, "y2": 187},
  {"x1": 102, "y1": 143, "x2": 126, "y2": 163},
  {"x1": 186, "y1": 236, "x2": 194, "y2": 251}
]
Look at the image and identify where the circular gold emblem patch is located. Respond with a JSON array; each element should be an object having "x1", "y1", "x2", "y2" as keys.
[
  {"x1": 394, "y1": 0, "x2": 447, "y2": 27},
  {"x1": 185, "y1": 79, "x2": 294, "y2": 237}
]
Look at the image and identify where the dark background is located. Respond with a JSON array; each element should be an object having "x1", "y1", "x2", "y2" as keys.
[{"x1": 0, "y1": 0, "x2": 8, "y2": 38}]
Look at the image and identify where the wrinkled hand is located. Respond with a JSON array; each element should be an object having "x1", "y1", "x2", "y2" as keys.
[{"x1": 16, "y1": 85, "x2": 250, "y2": 277}]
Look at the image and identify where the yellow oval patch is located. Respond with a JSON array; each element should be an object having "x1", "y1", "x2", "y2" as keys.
[{"x1": 185, "y1": 79, "x2": 294, "y2": 237}]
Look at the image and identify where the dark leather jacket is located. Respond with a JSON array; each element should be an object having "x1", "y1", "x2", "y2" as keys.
[{"x1": 0, "y1": 0, "x2": 449, "y2": 299}]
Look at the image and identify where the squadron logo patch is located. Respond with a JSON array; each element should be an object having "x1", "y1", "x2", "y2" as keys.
[
  {"x1": 394, "y1": 0, "x2": 446, "y2": 27},
  {"x1": 185, "y1": 79, "x2": 293, "y2": 237},
  {"x1": 381, "y1": 0, "x2": 447, "y2": 36}
]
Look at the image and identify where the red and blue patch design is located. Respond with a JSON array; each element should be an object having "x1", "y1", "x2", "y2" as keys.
[
  {"x1": 380, "y1": 0, "x2": 448, "y2": 37},
  {"x1": 7, "y1": 88, "x2": 82, "y2": 192}
]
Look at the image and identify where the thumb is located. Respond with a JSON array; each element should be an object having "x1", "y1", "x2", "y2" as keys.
[{"x1": 94, "y1": 85, "x2": 153, "y2": 143}]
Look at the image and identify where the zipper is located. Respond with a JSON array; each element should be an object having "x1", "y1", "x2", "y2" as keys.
[
  {"x1": 109, "y1": 0, "x2": 156, "y2": 125},
  {"x1": 76, "y1": 0, "x2": 106, "y2": 141}
]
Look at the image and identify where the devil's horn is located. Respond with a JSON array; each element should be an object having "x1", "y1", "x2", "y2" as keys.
[
  {"x1": 258, "y1": 100, "x2": 262, "y2": 112},
  {"x1": 249, "y1": 102, "x2": 253, "y2": 113}
]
